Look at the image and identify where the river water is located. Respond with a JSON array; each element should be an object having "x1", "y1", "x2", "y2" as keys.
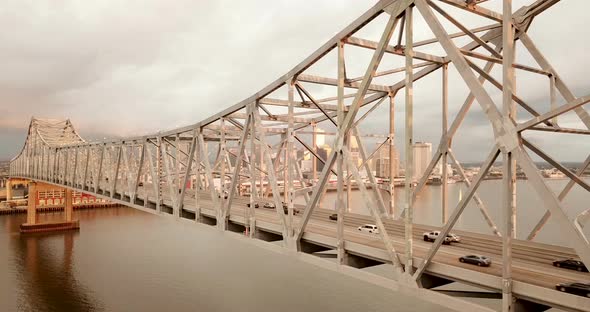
[
  {"x1": 315, "y1": 179, "x2": 590, "y2": 247},
  {"x1": 0, "y1": 179, "x2": 586, "y2": 311},
  {"x1": 0, "y1": 207, "x2": 456, "y2": 312}
]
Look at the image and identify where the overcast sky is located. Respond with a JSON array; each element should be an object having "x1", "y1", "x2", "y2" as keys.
[{"x1": 1, "y1": 0, "x2": 589, "y2": 163}]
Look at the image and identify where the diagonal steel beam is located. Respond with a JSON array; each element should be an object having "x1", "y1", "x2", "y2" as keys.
[
  {"x1": 296, "y1": 4, "x2": 406, "y2": 242},
  {"x1": 343, "y1": 148, "x2": 404, "y2": 275},
  {"x1": 413, "y1": 146, "x2": 500, "y2": 280},
  {"x1": 522, "y1": 139, "x2": 590, "y2": 192},
  {"x1": 224, "y1": 114, "x2": 251, "y2": 217},
  {"x1": 448, "y1": 149, "x2": 501, "y2": 236},
  {"x1": 178, "y1": 130, "x2": 197, "y2": 216},
  {"x1": 527, "y1": 153, "x2": 590, "y2": 240},
  {"x1": 516, "y1": 146, "x2": 590, "y2": 266}
]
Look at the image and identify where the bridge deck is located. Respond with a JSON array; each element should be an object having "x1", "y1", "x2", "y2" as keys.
[{"x1": 127, "y1": 188, "x2": 588, "y2": 310}]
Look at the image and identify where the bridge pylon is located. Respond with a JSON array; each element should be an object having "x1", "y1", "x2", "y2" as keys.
[{"x1": 20, "y1": 181, "x2": 80, "y2": 234}]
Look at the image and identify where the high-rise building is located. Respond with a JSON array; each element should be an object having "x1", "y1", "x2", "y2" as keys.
[
  {"x1": 315, "y1": 128, "x2": 325, "y2": 147},
  {"x1": 376, "y1": 157, "x2": 390, "y2": 178},
  {"x1": 348, "y1": 135, "x2": 361, "y2": 167},
  {"x1": 374, "y1": 142, "x2": 399, "y2": 178},
  {"x1": 316, "y1": 144, "x2": 332, "y2": 172},
  {"x1": 412, "y1": 142, "x2": 432, "y2": 181}
]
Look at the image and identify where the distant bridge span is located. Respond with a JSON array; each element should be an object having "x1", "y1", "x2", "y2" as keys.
[{"x1": 9, "y1": 0, "x2": 590, "y2": 311}]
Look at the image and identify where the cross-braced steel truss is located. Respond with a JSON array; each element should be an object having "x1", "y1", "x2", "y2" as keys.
[{"x1": 9, "y1": 1, "x2": 590, "y2": 311}]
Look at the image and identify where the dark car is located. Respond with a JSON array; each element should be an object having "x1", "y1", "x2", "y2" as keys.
[
  {"x1": 553, "y1": 259, "x2": 588, "y2": 272},
  {"x1": 556, "y1": 281, "x2": 590, "y2": 298},
  {"x1": 459, "y1": 255, "x2": 491, "y2": 267},
  {"x1": 283, "y1": 205, "x2": 300, "y2": 215},
  {"x1": 329, "y1": 213, "x2": 337, "y2": 221},
  {"x1": 246, "y1": 203, "x2": 259, "y2": 208}
]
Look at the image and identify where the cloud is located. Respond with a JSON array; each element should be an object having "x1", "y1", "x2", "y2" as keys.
[{"x1": 0, "y1": 0, "x2": 589, "y2": 164}]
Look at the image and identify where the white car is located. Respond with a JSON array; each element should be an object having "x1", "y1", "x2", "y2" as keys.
[
  {"x1": 358, "y1": 224, "x2": 379, "y2": 234},
  {"x1": 423, "y1": 231, "x2": 453, "y2": 244},
  {"x1": 447, "y1": 233, "x2": 461, "y2": 243}
]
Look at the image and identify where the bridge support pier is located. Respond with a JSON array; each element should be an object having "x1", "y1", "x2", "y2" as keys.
[
  {"x1": 20, "y1": 182, "x2": 80, "y2": 234},
  {"x1": 26, "y1": 182, "x2": 37, "y2": 225},
  {"x1": 6, "y1": 179, "x2": 12, "y2": 200},
  {"x1": 65, "y1": 189, "x2": 73, "y2": 222}
]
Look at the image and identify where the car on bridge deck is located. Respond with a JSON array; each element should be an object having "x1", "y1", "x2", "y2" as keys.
[
  {"x1": 447, "y1": 233, "x2": 461, "y2": 243},
  {"x1": 552, "y1": 259, "x2": 588, "y2": 272},
  {"x1": 423, "y1": 231, "x2": 454, "y2": 244},
  {"x1": 246, "y1": 202, "x2": 259, "y2": 208},
  {"x1": 459, "y1": 255, "x2": 491, "y2": 267},
  {"x1": 556, "y1": 281, "x2": 590, "y2": 298},
  {"x1": 262, "y1": 202, "x2": 300, "y2": 215},
  {"x1": 329, "y1": 213, "x2": 337, "y2": 221},
  {"x1": 357, "y1": 224, "x2": 379, "y2": 234}
]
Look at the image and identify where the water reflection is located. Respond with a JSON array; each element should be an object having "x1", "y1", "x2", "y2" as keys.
[{"x1": 5, "y1": 214, "x2": 102, "y2": 312}]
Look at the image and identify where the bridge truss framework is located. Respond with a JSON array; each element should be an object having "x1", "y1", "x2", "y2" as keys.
[{"x1": 9, "y1": 0, "x2": 590, "y2": 311}]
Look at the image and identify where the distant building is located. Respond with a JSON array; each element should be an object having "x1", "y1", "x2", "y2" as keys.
[
  {"x1": 376, "y1": 157, "x2": 390, "y2": 178},
  {"x1": 301, "y1": 159, "x2": 313, "y2": 172},
  {"x1": 374, "y1": 142, "x2": 399, "y2": 178},
  {"x1": 433, "y1": 163, "x2": 453, "y2": 176},
  {"x1": 316, "y1": 144, "x2": 332, "y2": 172},
  {"x1": 412, "y1": 142, "x2": 432, "y2": 181},
  {"x1": 315, "y1": 128, "x2": 326, "y2": 147},
  {"x1": 348, "y1": 135, "x2": 361, "y2": 167}
]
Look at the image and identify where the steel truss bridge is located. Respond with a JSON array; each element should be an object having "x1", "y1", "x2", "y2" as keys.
[{"x1": 8, "y1": 0, "x2": 590, "y2": 311}]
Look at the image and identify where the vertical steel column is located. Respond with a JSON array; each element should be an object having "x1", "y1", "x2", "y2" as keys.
[
  {"x1": 111, "y1": 144, "x2": 122, "y2": 198},
  {"x1": 550, "y1": 74, "x2": 557, "y2": 125},
  {"x1": 133, "y1": 142, "x2": 145, "y2": 203},
  {"x1": 72, "y1": 146, "x2": 79, "y2": 187},
  {"x1": 502, "y1": 1, "x2": 516, "y2": 310},
  {"x1": 441, "y1": 64, "x2": 449, "y2": 224},
  {"x1": 312, "y1": 122, "x2": 318, "y2": 182},
  {"x1": 156, "y1": 137, "x2": 163, "y2": 213},
  {"x1": 259, "y1": 142, "x2": 264, "y2": 199},
  {"x1": 53, "y1": 148, "x2": 59, "y2": 183},
  {"x1": 219, "y1": 118, "x2": 227, "y2": 229},
  {"x1": 82, "y1": 146, "x2": 90, "y2": 190},
  {"x1": 95, "y1": 145, "x2": 105, "y2": 193},
  {"x1": 404, "y1": 6, "x2": 414, "y2": 275},
  {"x1": 26, "y1": 130, "x2": 32, "y2": 177},
  {"x1": 195, "y1": 128, "x2": 201, "y2": 222},
  {"x1": 287, "y1": 80, "x2": 295, "y2": 246},
  {"x1": 63, "y1": 148, "x2": 69, "y2": 186},
  {"x1": 175, "y1": 135, "x2": 181, "y2": 196},
  {"x1": 179, "y1": 132, "x2": 196, "y2": 218},
  {"x1": 336, "y1": 39, "x2": 347, "y2": 264},
  {"x1": 248, "y1": 102, "x2": 257, "y2": 237},
  {"x1": 282, "y1": 132, "x2": 288, "y2": 203},
  {"x1": 389, "y1": 93, "x2": 396, "y2": 217}
]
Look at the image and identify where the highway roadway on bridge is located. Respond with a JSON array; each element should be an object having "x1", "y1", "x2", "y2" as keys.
[{"x1": 136, "y1": 189, "x2": 589, "y2": 296}]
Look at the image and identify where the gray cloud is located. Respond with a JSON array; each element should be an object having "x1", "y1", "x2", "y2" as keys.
[{"x1": 0, "y1": 0, "x2": 589, "y2": 164}]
